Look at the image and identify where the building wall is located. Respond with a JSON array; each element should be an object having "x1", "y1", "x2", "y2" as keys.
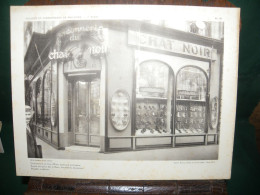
[
  {"x1": 105, "y1": 29, "x2": 220, "y2": 150},
  {"x1": 105, "y1": 28, "x2": 135, "y2": 150},
  {"x1": 106, "y1": 29, "x2": 134, "y2": 139},
  {"x1": 28, "y1": 61, "x2": 60, "y2": 147},
  {"x1": 208, "y1": 54, "x2": 221, "y2": 135}
]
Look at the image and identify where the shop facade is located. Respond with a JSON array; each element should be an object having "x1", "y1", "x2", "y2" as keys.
[{"x1": 24, "y1": 20, "x2": 223, "y2": 153}]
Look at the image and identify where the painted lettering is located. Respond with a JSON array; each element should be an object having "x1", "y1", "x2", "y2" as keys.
[
  {"x1": 191, "y1": 46, "x2": 198, "y2": 55},
  {"x1": 149, "y1": 36, "x2": 158, "y2": 47},
  {"x1": 204, "y1": 48, "x2": 210, "y2": 58},
  {"x1": 183, "y1": 43, "x2": 190, "y2": 53},
  {"x1": 140, "y1": 34, "x2": 147, "y2": 44},
  {"x1": 49, "y1": 50, "x2": 69, "y2": 60},
  {"x1": 89, "y1": 45, "x2": 107, "y2": 56},
  {"x1": 129, "y1": 31, "x2": 214, "y2": 60},
  {"x1": 159, "y1": 39, "x2": 166, "y2": 49}
]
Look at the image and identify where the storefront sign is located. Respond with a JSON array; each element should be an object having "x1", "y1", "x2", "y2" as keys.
[
  {"x1": 49, "y1": 45, "x2": 107, "y2": 61},
  {"x1": 57, "y1": 25, "x2": 103, "y2": 39},
  {"x1": 89, "y1": 45, "x2": 107, "y2": 56},
  {"x1": 128, "y1": 30, "x2": 217, "y2": 60},
  {"x1": 57, "y1": 25, "x2": 106, "y2": 46},
  {"x1": 48, "y1": 50, "x2": 70, "y2": 60}
]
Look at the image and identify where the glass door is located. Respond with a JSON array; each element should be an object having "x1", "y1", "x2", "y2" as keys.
[
  {"x1": 89, "y1": 79, "x2": 100, "y2": 146},
  {"x1": 73, "y1": 78, "x2": 100, "y2": 146},
  {"x1": 74, "y1": 81, "x2": 90, "y2": 145}
]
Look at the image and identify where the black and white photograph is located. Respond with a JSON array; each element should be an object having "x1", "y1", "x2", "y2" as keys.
[
  {"x1": 24, "y1": 19, "x2": 223, "y2": 160},
  {"x1": 11, "y1": 5, "x2": 239, "y2": 180}
]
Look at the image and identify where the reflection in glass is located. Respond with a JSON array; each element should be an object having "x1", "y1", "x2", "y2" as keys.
[
  {"x1": 177, "y1": 67, "x2": 207, "y2": 101},
  {"x1": 135, "y1": 61, "x2": 173, "y2": 136},
  {"x1": 75, "y1": 81, "x2": 89, "y2": 133},
  {"x1": 176, "y1": 67, "x2": 207, "y2": 134},
  {"x1": 51, "y1": 64, "x2": 58, "y2": 131},
  {"x1": 90, "y1": 79, "x2": 100, "y2": 135},
  {"x1": 36, "y1": 78, "x2": 42, "y2": 125},
  {"x1": 43, "y1": 70, "x2": 51, "y2": 128},
  {"x1": 136, "y1": 61, "x2": 169, "y2": 98},
  {"x1": 73, "y1": 78, "x2": 101, "y2": 146}
]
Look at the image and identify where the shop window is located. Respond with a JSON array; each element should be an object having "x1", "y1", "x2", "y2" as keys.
[
  {"x1": 175, "y1": 67, "x2": 207, "y2": 134},
  {"x1": 51, "y1": 63, "x2": 58, "y2": 130},
  {"x1": 135, "y1": 61, "x2": 174, "y2": 136},
  {"x1": 43, "y1": 70, "x2": 51, "y2": 128},
  {"x1": 35, "y1": 78, "x2": 42, "y2": 125},
  {"x1": 30, "y1": 85, "x2": 37, "y2": 123}
]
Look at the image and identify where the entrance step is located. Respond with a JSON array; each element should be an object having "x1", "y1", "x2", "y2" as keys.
[{"x1": 65, "y1": 145, "x2": 100, "y2": 152}]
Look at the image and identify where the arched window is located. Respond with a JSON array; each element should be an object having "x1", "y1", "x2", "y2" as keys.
[
  {"x1": 135, "y1": 61, "x2": 174, "y2": 136},
  {"x1": 175, "y1": 66, "x2": 207, "y2": 134},
  {"x1": 43, "y1": 70, "x2": 51, "y2": 128}
]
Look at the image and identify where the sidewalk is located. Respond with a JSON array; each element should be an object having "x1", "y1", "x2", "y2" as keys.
[{"x1": 36, "y1": 137, "x2": 218, "y2": 160}]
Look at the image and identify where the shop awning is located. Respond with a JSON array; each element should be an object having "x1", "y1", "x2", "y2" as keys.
[{"x1": 24, "y1": 32, "x2": 51, "y2": 75}]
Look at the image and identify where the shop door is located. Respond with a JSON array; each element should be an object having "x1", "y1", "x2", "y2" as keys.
[{"x1": 73, "y1": 78, "x2": 100, "y2": 147}]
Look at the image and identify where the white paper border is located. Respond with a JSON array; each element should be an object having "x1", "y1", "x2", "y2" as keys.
[{"x1": 11, "y1": 5, "x2": 240, "y2": 180}]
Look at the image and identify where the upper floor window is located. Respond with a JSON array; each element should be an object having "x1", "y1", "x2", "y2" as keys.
[{"x1": 188, "y1": 21, "x2": 210, "y2": 37}]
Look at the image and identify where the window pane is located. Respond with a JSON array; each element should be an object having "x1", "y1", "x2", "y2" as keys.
[
  {"x1": 36, "y1": 78, "x2": 42, "y2": 125},
  {"x1": 175, "y1": 67, "x2": 207, "y2": 134},
  {"x1": 51, "y1": 63, "x2": 58, "y2": 130},
  {"x1": 177, "y1": 67, "x2": 207, "y2": 101},
  {"x1": 75, "y1": 81, "x2": 88, "y2": 133},
  {"x1": 90, "y1": 79, "x2": 100, "y2": 134},
  {"x1": 43, "y1": 70, "x2": 51, "y2": 128},
  {"x1": 136, "y1": 61, "x2": 173, "y2": 136},
  {"x1": 136, "y1": 61, "x2": 169, "y2": 98}
]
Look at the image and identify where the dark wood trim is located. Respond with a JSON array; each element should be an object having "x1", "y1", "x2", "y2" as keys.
[{"x1": 25, "y1": 177, "x2": 228, "y2": 194}]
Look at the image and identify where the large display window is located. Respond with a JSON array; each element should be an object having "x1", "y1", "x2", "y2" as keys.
[
  {"x1": 50, "y1": 63, "x2": 58, "y2": 129},
  {"x1": 35, "y1": 77, "x2": 42, "y2": 125},
  {"x1": 135, "y1": 60, "x2": 174, "y2": 136},
  {"x1": 43, "y1": 70, "x2": 51, "y2": 128},
  {"x1": 175, "y1": 66, "x2": 208, "y2": 134}
]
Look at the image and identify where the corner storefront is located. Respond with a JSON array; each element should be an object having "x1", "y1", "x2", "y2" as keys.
[{"x1": 24, "y1": 20, "x2": 223, "y2": 153}]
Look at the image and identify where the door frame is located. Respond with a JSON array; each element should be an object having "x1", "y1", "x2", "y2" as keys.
[{"x1": 68, "y1": 73, "x2": 101, "y2": 147}]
